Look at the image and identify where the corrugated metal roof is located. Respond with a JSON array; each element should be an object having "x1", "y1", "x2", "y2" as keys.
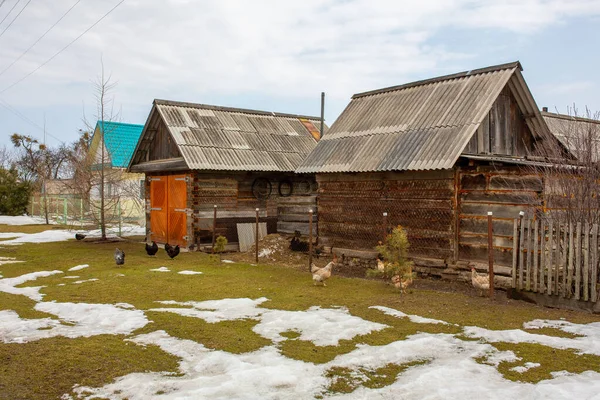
[
  {"x1": 542, "y1": 111, "x2": 600, "y2": 162},
  {"x1": 94, "y1": 121, "x2": 144, "y2": 168},
  {"x1": 153, "y1": 100, "x2": 325, "y2": 172},
  {"x1": 298, "y1": 61, "x2": 546, "y2": 173}
]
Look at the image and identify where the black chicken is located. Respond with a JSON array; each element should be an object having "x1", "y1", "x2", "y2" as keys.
[
  {"x1": 166, "y1": 244, "x2": 180, "y2": 260},
  {"x1": 145, "y1": 241, "x2": 159, "y2": 256},
  {"x1": 75, "y1": 233, "x2": 86, "y2": 241},
  {"x1": 114, "y1": 248, "x2": 125, "y2": 265},
  {"x1": 290, "y1": 231, "x2": 309, "y2": 252}
]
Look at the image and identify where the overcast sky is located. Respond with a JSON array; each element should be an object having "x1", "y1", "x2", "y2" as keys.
[{"x1": 0, "y1": 0, "x2": 599, "y2": 148}]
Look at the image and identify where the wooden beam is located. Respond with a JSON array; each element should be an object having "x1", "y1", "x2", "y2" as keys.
[{"x1": 130, "y1": 158, "x2": 188, "y2": 173}]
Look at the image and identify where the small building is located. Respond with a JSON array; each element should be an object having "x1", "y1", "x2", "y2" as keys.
[
  {"x1": 88, "y1": 121, "x2": 146, "y2": 223},
  {"x1": 128, "y1": 99, "x2": 325, "y2": 248},
  {"x1": 298, "y1": 61, "x2": 564, "y2": 274}
]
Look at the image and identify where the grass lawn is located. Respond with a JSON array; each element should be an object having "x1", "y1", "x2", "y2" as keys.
[{"x1": 1, "y1": 227, "x2": 599, "y2": 399}]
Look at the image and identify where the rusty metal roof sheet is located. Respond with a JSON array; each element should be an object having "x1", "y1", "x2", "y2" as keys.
[
  {"x1": 542, "y1": 111, "x2": 600, "y2": 162},
  {"x1": 153, "y1": 99, "x2": 325, "y2": 172},
  {"x1": 298, "y1": 61, "x2": 548, "y2": 173}
]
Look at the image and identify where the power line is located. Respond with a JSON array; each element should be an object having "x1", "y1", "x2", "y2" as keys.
[
  {"x1": 0, "y1": 0, "x2": 82, "y2": 77},
  {"x1": 0, "y1": 0, "x2": 32, "y2": 39},
  {"x1": 0, "y1": 97, "x2": 64, "y2": 143},
  {"x1": 0, "y1": 0, "x2": 21, "y2": 27},
  {"x1": 0, "y1": 0, "x2": 125, "y2": 95}
]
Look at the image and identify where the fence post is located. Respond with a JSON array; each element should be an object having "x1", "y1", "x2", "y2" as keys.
[
  {"x1": 309, "y1": 209, "x2": 314, "y2": 271},
  {"x1": 255, "y1": 208, "x2": 259, "y2": 264},
  {"x1": 518, "y1": 211, "x2": 525, "y2": 290},
  {"x1": 80, "y1": 198, "x2": 83, "y2": 223},
  {"x1": 212, "y1": 205, "x2": 217, "y2": 253},
  {"x1": 382, "y1": 212, "x2": 388, "y2": 243},
  {"x1": 118, "y1": 201, "x2": 122, "y2": 237},
  {"x1": 63, "y1": 198, "x2": 67, "y2": 224},
  {"x1": 488, "y1": 211, "x2": 494, "y2": 298}
]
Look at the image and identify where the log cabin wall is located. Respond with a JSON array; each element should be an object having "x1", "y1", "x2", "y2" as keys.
[
  {"x1": 457, "y1": 162, "x2": 543, "y2": 267},
  {"x1": 316, "y1": 170, "x2": 456, "y2": 260},
  {"x1": 191, "y1": 172, "x2": 317, "y2": 246}
]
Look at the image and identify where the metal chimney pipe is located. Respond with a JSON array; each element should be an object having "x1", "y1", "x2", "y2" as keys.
[
  {"x1": 320, "y1": 92, "x2": 325, "y2": 140},
  {"x1": 542, "y1": 106, "x2": 548, "y2": 112}
]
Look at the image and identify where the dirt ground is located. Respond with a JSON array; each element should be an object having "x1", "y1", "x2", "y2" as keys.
[{"x1": 224, "y1": 233, "x2": 509, "y2": 301}]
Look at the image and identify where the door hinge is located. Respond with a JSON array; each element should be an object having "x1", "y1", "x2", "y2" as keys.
[
  {"x1": 174, "y1": 208, "x2": 187, "y2": 212},
  {"x1": 149, "y1": 177, "x2": 162, "y2": 182},
  {"x1": 150, "y1": 207, "x2": 162, "y2": 211},
  {"x1": 175, "y1": 176, "x2": 189, "y2": 182},
  {"x1": 183, "y1": 235, "x2": 189, "y2": 240}
]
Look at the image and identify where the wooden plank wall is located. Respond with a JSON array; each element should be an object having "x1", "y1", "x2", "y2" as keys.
[
  {"x1": 463, "y1": 86, "x2": 533, "y2": 156},
  {"x1": 191, "y1": 172, "x2": 317, "y2": 245},
  {"x1": 458, "y1": 164, "x2": 543, "y2": 266},
  {"x1": 316, "y1": 171, "x2": 455, "y2": 259}
]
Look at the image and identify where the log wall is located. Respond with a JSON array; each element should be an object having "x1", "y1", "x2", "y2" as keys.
[{"x1": 316, "y1": 171, "x2": 456, "y2": 259}]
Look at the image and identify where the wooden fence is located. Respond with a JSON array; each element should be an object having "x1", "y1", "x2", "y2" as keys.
[{"x1": 512, "y1": 218, "x2": 599, "y2": 303}]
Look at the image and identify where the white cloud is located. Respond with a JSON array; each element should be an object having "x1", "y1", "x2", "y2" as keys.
[{"x1": 0, "y1": 0, "x2": 599, "y2": 143}]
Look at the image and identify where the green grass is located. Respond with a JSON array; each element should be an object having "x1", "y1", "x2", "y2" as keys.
[{"x1": 1, "y1": 229, "x2": 600, "y2": 399}]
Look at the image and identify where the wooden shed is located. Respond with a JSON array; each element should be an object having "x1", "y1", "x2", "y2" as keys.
[
  {"x1": 297, "y1": 61, "x2": 564, "y2": 273},
  {"x1": 128, "y1": 99, "x2": 326, "y2": 249}
]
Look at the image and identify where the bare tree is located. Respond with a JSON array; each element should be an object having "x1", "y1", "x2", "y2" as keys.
[
  {"x1": 10, "y1": 134, "x2": 51, "y2": 223},
  {"x1": 528, "y1": 106, "x2": 600, "y2": 226},
  {"x1": 0, "y1": 145, "x2": 14, "y2": 169}
]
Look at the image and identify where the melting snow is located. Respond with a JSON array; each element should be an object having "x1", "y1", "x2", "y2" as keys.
[
  {"x1": 64, "y1": 276, "x2": 80, "y2": 279},
  {"x1": 370, "y1": 305, "x2": 452, "y2": 325},
  {"x1": 0, "y1": 256, "x2": 23, "y2": 266},
  {"x1": 152, "y1": 298, "x2": 268, "y2": 323},
  {"x1": 150, "y1": 267, "x2": 170, "y2": 272},
  {"x1": 0, "y1": 215, "x2": 50, "y2": 225},
  {"x1": 0, "y1": 270, "x2": 63, "y2": 301},
  {"x1": 68, "y1": 264, "x2": 89, "y2": 272},
  {"x1": 73, "y1": 278, "x2": 99, "y2": 284},
  {"x1": 510, "y1": 362, "x2": 541, "y2": 373},
  {"x1": 0, "y1": 302, "x2": 149, "y2": 343},
  {"x1": 178, "y1": 270, "x2": 203, "y2": 275},
  {"x1": 221, "y1": 260, "x2": 235, "y2": 264}
]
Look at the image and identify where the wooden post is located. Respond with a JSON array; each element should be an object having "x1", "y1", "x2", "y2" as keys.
[
  {"x1": 382, "y1": 212, "x2": 388, "y2": 243},
  {"x1": 212, "y1": 205, "x2": 217, "y2": 253},
  {"x1": 488, "y1": 212, "x2": 494, "y2": 298},
  {"x1": 80, "y1": 198, "x2": 84, "y2": 223},
  {"x1": 525, "y1": 218, "x2": 532, "y2": 291},
  {"x1": 583, "y1": 221, "x2": 590, "y2": 301},
  {"x1": 561, "y1": 223, "x2": 568, "y2": 298},
  {"x1": 547, "y1": 219, "x2": 554, "y2": 296},
  {"x1": 518, "y1": 211, "x2": 525, "y2": 290},
  {"x1": 118, "y1": 201, "x2": 122, "y2": 237},
  {"x1": 539, "y1": 220, "x2": 546, "y2": 294},
  {"x1": 533, "y1": 219, "x2": 539, "y2": 292},
  {"x1": 567, "y1": 222, "x2": 574, "y2": 298},
  {"x1": 309, "y1": 209, "x2": 314, "y2": 271},
  {"x1": 512, "y1": 218, "x2": 518, "y2": 288},
  {"x1": 575, "y1": 222, "x2": 582, "y2": 300},
  {"x1": 255, "y1": 208, "x2": 259, "y2": 264},
  {"x1": 592, "y1": 224, "x2": 598, "y2": 303}
]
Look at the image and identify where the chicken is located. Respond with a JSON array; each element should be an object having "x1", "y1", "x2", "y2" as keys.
[
  {"x1": 471, "y1": 267, "x2": 490, "y2": 296},
  {"x1": 166, "y1": 244, "x2": 180, "y2": 260},
  {"x1": 114, "y1": 248, "x2": 125, "y2": 266},
  {"x1": 377, "y1": 257, "x2": 386, "y2": 272},
  {"x1": 75, "y1": 233, "x2": 86, "y2": 241},
  {"x1": 290, "y1": 230, "x2": 309, "y2": 252},
  {"x1": 311, "y1": 253, "x2": 337, "y2": 286},
  {"x1": 391, "y1": 266, "x2": 414, "y2": 294},
  {"x1": 145, "y1": 241, "x2": 159, "y2": 256}
]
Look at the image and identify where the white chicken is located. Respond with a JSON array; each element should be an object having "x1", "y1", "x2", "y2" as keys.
[
  {"x1": 471, "y1": 267, "x2": 490, "y2": 296},
  {"x1": 311, "y1": 253, "x2": 337, "y2": 286}
]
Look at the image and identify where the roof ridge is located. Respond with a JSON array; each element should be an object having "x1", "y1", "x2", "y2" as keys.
[
  {"x1": 541, "y1": 111, "x2": 600, "y2": 125},
  {"x1": 97, "y1": 120, "x2": 144, "y2": 128},
  {"x1": 352, "y1": 61, "x2": 521, "y2": 99},
  {"x1": 153, "y1": 99, "x2": 322, "y2": 121}
]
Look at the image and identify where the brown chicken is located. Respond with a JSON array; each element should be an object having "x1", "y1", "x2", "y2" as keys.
[
  {"x1": 391, "y1": 266, "x2": 414, "y2": 294},
  {"x1": 311, "y1": 253, "x2": 337, "y2": 286},
  {"x1": 471, "y1": 267, "x2": 490, "y2": 296}
]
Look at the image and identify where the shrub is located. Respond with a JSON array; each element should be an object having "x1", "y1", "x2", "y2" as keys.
[
  {"x1": 367, "y1": 225, "x2": 413, "y2": 279},
  {"x1": 0, "y1": 167, "x2": 31, "y2": 215}
]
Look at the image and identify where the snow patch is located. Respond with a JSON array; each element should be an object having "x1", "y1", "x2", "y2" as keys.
[
  {"x1": 150, "y1": 267, "x2": 170, "y2": 272},
  {"x1": 0, "y1": 302, "x2": 149, "y2": 343},
  {"x1": 0, "y1": 215, "x2": 52, "y2": 225},
  {"x1": 151, "y1": 298, "x2": 268, "y2": 323},
  {"x1": 68, "y1": 264, "x2": 89, "y2": 272},
  {"x1": 0, "y1": 256, "x2": 23, "y2": 266},
  {"x1": 510, "y1": 362, "x2": 541, "y2": 373},
  {"x1": 0, "y1": 270, "x2": 63, "y2": 301},
  {"x1": 370, "y1": 305, "x2": 451, "y2": 325},
  {"x1": 64, "y1": 276, "x2": 80, "y2": 279},
  {"x1": 178, "y1": 270, "x2": 203, "y2": 275},
  {"x1": 73, "y1": 278, "x2": 99, "y2": 284}
]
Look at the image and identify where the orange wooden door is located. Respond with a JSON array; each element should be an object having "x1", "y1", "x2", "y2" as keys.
[
  {"x1": 150, "y1": 176, "x2": 168, "y2": 244},
  {"x1": 167, "y1": 174, "x2": 188, "y2": 247}
]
